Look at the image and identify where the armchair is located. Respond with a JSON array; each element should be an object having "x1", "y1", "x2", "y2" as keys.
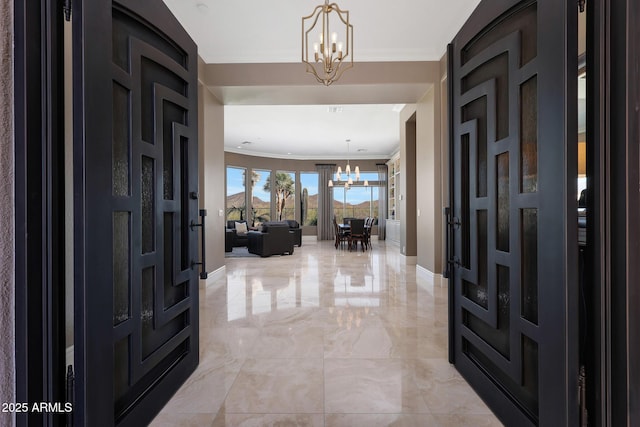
[
  {"x1": 247, "y1": 222, "x2": 294, "y2": 257},
  {"x1": 285, "y1": 220, "x2": 302, "y2": 247}
]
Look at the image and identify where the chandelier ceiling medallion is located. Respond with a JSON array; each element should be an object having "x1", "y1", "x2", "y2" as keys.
[
  {"x1": 302, "y1": 0, "x2": 354, "y2": 86},
  {"x1": 328, "y1": 140, "x2": 368, "y2": 189}
]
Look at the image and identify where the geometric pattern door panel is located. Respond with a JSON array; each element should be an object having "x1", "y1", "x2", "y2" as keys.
[
  {"x1": 74, "y1": 1, "x2": 199, "y2": 426},
  {"x1": 112, "y1": 7, "x2": 198, "y2": 422},
  {"x1": 450, "y1": 1, "x2": 577, "y2": 425}
]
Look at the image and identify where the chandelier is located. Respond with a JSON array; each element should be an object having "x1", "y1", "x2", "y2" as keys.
[
  {"x1": 302, "y1": 0, "x2": 354, "y2": 86},
  {"x1": 328, "y1": 140, "x2": 368, "y2": 189}
]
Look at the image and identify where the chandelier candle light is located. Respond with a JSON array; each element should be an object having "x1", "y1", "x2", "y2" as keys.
[
  {"x1": 302, "y1": 0, "x2": 354, "y2": 86},
  {"x1": 328, "y1": 140, "x2": 368, "y2": 189}
]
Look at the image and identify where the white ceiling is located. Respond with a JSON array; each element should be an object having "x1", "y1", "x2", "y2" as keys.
[
  {"x1": 163, "y1": 0, "x2": 481, "y2": 159},
  {"x1": 225, "y1": 104, "x2": 404, "y2": 159}
]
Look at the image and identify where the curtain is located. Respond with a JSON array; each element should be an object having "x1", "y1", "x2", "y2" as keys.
[
  {"x1": 316, "y1": 164, "x2": 335, "y2": 240},
  {"x1": 377, "y1": 163, "x2": 388, "y2": 240}
]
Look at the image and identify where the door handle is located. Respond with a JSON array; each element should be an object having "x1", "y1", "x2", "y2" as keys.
[
  {"x1": 190, "y1": 209, "x2": 208, "y2": 280},
  {"x1": 443, "y1": 207, "x2": 460, "y2": 278}
]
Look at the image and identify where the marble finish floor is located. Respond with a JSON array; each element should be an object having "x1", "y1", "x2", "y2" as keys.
[{"x1": 151, "y1": 238, "x2": 502, "y2": 427}]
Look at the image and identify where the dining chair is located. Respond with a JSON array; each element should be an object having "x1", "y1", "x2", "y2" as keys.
[
  {"x1": 333, "y1": 217, "x2": 349, "y2": 249},
  {"x1": 348, "y1": 219, "x2": 366, "y2": 251},
  {"x1": 364, "y1": 217, "x2": 372, "y2": 249}
]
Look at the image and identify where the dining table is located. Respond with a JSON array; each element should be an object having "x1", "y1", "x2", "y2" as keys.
[
  {"x1": 337, "y1": 219, "x2": 374, "y2": 251},
  {"x1": 338, "y1": 223, "x2": 351, "y2": 232},
  {"x1": 338, "y1": 222, "x2": 372, "y2": 232}
]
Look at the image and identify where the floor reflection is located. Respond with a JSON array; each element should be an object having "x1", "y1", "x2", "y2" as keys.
[{"x1": 152, "y1": 238, "x2": 503, "y2": 427}]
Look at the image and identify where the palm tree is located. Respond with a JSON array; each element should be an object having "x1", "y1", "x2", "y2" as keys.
[
  {"x1": 264, "y1": 172, "x2": 294, "y2": 221},
  {"x1": 243, "y1": 169, "x2": 260, "y2": 189}
]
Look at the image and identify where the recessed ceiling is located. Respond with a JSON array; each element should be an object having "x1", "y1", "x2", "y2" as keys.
[
  {"x1": 162, "y1": 0, "x2": 481, "y2": 159},
  {"x1": 225, "y1": 104, "x2": 403, "y2": 159}
]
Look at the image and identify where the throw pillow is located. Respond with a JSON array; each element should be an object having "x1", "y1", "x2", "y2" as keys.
[{"x1": 235, "y1": 221, "x2": 248, "y2": 235}]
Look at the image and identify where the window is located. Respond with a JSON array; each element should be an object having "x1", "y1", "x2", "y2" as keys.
[
  {"x1": 333, "y1": 172, "x2": 379, "y2": 223},
  {"x1": 300, "y1": 172, "x2": 318, "y2": 226},
  {"x1": 226, "y1": 166, "x2": 246, "y2": 221},
  {"x1": 251, "y1": 169, "x2": 271, "y2": 226}
]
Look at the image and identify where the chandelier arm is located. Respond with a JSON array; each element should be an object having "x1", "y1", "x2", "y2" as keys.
[
  {"x1": 328, "y1": 6, "x2": 350, "y2": 56},
  {"x1": 304, "y1": 64, "x2": 324, "y2": 85},
  {"x1": 302, "y1": 9, "x2": 323, "y2": 62},
  {"x1": 345, "y1": 21, "x2": 353, "y2": 58},
  {"x1": 330, "y1": 11, "x2": 350, "y2": 25},
  {"x1": 328, "y1": 23, "x2": 353, "y2": 83},
  {"x1": 329, "y1": 59, "x2": 353, "y2": 83},
  {"x1": 301, "y1": 4, "x2": 325, "y2": 22},
  {"x1": 327, "y1": 33, "x2": 352, "y2": 84}
]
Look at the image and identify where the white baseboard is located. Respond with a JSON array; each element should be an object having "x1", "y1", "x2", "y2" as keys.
[
  {"x1": 439, "y1": 275, "x2": 448, "y2": 288},
  {"x1": 416, "y1": 265, "x2": 434, "y2": 284},
  {"x1": 402, "y1": 254, "x2": 417, "y2": 265},
  {"x1": 416, "y1": 265, "x2": 445, "y2": 287},
  {"x1": 201, "y1": 265, "x2": 225, "y2": 288}
]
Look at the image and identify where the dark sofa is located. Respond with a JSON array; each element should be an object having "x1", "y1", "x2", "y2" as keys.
[
  {"x1": 285, "y1": 220, "x2": 302, "y2": 247},
  {"x1": 226, "y1": 220, "x2": 249, "y2": 247},
  {"x1": 247, "y1": 222, "x2": 294, "y2": 257},
  {"x1": 225, "y1": 228, "x2": 234, "y2": 252}
]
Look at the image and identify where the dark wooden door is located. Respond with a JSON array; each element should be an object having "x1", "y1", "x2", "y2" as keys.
[
  {"x1": 448, "y1": 1, "x2": 578, "y2": 425},
  {"x1": 73, "y1": 0, "x2": 199, "y2": 425}
]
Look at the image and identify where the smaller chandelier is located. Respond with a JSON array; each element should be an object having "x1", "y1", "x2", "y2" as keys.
[
  {"x1": 302, "y1": 0, "x2": 354, "y2": 86},
  {"x1": 328, "y1": 140, "x2": 368, "y2": 189}
]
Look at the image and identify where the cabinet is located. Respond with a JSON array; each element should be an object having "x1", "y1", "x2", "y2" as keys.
[
  {"x1": 386, "y1": 219, "x2": 400, "y2": 244},
  {"x1": 387, "y1": 155, "x2": 400, "y2": 220}
]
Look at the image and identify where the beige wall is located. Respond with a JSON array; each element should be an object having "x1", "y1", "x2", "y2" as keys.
[
  {"x1": 399, "y1": 106, "x2": 418, "y2": 258},
  {"x1": 439, "y1": 54, "x2": 449, "y2": 280},
  {"x1": 415, "y1": 87, "x2": 441, "y2": 273},
  {"x1": 414, "y1": 70, "x2": 445, "y2": 275},
  {"x1": 0, "y1": 0, "x2": 15, "y2": 424},
  {"x1": 198, "y1": 81, "x2": 226, "y2": 276},
  {"x1": 388, "y1": 74, "x2": 446, "y2": 271},
  {"x1": 390, "y1": 54, "x2": 449, "y2": 274},
  {"x1": 201, "y1": 61, "x2": 438, "y2": 105}
]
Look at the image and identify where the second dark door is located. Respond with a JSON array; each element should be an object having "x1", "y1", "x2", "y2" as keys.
[{"x1": 448, "y1": 0, "x2": 579, "y2": 425}]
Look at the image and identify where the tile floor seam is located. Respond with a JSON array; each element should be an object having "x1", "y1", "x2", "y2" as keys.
[
  {"x1": 322, "y1": 354, "x2": 326, "y2": 426},
  {"x1": 215, "y1": 357, "x2": 248, "y2": 418},
  {"x1": 152, "y1": 239, "x2": 500, "y2": 426}
]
